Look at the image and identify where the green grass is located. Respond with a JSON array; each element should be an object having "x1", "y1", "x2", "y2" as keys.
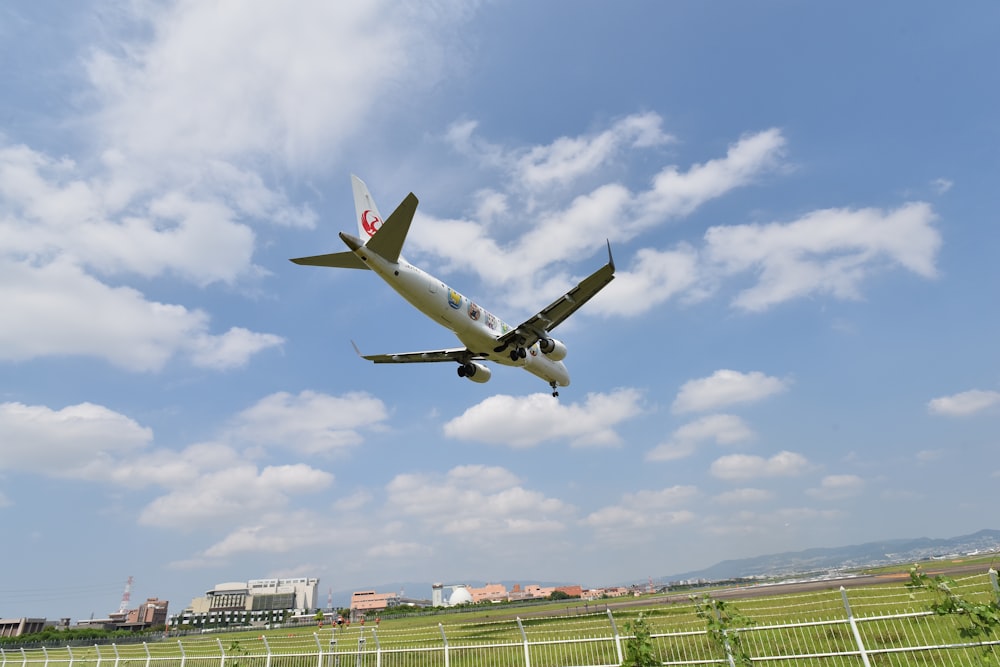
[{"x1": 9, "y1": 568, "x2": 999, "y2": 667}]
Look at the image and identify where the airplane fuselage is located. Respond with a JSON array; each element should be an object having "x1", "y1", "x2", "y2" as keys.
[
  {"x1": 292, "y1": 176, "x2": 613, "y2": 396},
  {"x1": 350, "y1": 239, "x2": 571, "y2": 387}
]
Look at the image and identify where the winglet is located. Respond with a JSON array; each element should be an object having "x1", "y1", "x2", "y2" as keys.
[
  {"x1": 606, "y1": 239, "x2": 615, "y2": 273},
  {"x1": 351, "y1": 340, "x2": 364, "y2": 358}
]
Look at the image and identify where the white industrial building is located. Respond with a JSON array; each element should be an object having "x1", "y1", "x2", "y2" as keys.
[{"x1": 170, "y1": 577, "x2": 318, "y2": 628}]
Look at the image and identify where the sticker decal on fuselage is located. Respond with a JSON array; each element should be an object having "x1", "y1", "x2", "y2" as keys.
[
  {"x1": 468, "y1": 302, "x2": 481, "y2": 321},
  {"x1": 447, "y1": 288, "x2": 462, "y2": 309}
]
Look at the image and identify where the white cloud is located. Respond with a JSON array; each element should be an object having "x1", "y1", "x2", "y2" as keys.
[
  {"x1": 231, "y1": 390, "x2": 390, "y2": 455},
  {"x1": 931, "y1": 178, "x2": 953, "y2": 194},
  {"x1": 416, "y1": 123, "x2": 787, "y2": 298},
  {"x1": 704, "y1": 203, "x2": 941, "y2": 312},
  {"x1": 516, "y1": 112, "x2": 674, "y2": 189},
  {"x1": 139, "y1": 464, "x2": 334, "y2": 528},
  {"x1": 0, "y1": 145, "x2": 280, "y2": 286},
  {"x1": 443, "y1": 389, "x2": 643, "y2": 447},
  {"x1": 713, "y1": 488, "x2": 773, "y2": 504},
  {"x1": 87, "y1": 2, "x2": 458, "y2": 169},
  {"x1": 702, "y1": 506, "x2": 843, "y2": 537},
  {"x1": 0, "y1": 258, "x2": 282, "y2": 371},
  {"x1": 0, "y1": 1, "x2": 476, "y2": 375},
  {"x1": 647, "y1": 414, "x2": 754, "y2": 462},
  {"x1": 672, "y1": 370, "x2": 789, "y2": 414},
  {"x1": 385, "y1": 465, "x2": 573, "y2": 538},
  {"x1": 710, "y1": 451, "x2": 810, "y2": 480},
  {"x1": 806, "y1": 474, "x2": 864, "y2": 500},
  {"x1": 590, "y1": 245, "x2": 702, "y2": 317},
  {"x1": 633, "y1": 128, "x2": 786, "y2": 225},
  {"x1": 584, "y1": 486, "x2": 698, "y2": 538},
  {"x1": 0, "y1": 145, "x2": 285, "y2": 372},
  {"x1": 0, "y1": 401, "x2": 151, "y2": 475},
  {"x1": 367, "y1": 541, "x2": 434, "y2": 559},
  {"x1": 199, "y1": 509, "x2": 359, "y2": 559},
  {"x1": 927, "y1": 389, "x2": 1000, "y2": 417}
]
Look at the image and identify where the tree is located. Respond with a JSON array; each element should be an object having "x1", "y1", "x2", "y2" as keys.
[
  {"x1": 692, "y1": 595, "x2": 755, "y2": 667},
  {"x1": 621, "y1": 613, "x2": 658, "y2": 667},
  {"x1": 907, "y1": 564, "x2": 1000, "y2": 660}
]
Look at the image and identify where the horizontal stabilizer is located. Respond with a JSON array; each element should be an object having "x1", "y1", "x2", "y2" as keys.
[
  {"x1": 290, "y1": 251, "x2": 370, "y2": 270},
  {"x1": 366, "y1": 193, "x2": 418, "y2": 263}
]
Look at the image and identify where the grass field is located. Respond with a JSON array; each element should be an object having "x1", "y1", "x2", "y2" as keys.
[{"x1": 5, "y1": 560, "x2": 998, "y2": 666}]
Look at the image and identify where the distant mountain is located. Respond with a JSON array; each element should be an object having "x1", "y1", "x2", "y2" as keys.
[{"x1": 664, "y1": 529, "x2": 1000, "y2": 583}]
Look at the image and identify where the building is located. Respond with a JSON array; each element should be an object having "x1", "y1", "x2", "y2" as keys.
[
  {"x1": 119, "y1": 598, "x2": 169, "y2": 631},
  {"x1": 467, "y1": 583, "x2": 508, "y2": 603},
  {"x1": 431, "y1": 583, "x2": 475, "y2": 607},
  {"x1": 0, "y1": 618, "x2": 46, "y2": 638},
  {"x1": 350, "y1": 590, "x2": 400, "y2": 619},
  {"x1": 171, "y1": 577, "x2": 318, "y2": 628},
  {"x1": 508, "y1": 584, "x2": 556, "y2": 601}
]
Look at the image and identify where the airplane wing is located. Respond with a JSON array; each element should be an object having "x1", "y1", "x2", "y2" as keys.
[
  {"x1": 351, "y1": 341, "x2": 485, "y2": 364},
  {"x1": 495, "y1": 241, "x2": 616, "y2": 351}
]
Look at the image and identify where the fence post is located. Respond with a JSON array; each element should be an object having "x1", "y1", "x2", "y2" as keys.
[
  {"x1": 515, "y1": 617, "x2": 531, "y2": 667},
  {"x1": 314, "y1": 631, "x2": 324, "y2": 667},
  {"x1": 606, "y1": 608, "x2": 623, "y2": 666},
  {"x1": 66, "y1": 646, "x2": 74, "y2": 667},
  {"x1": 20, "y1": 647, "x2": 26, "y2": 667},
  {"x1": 1, "y1": 646, "x2": 6, "y2": 667},
  {"x1": 989, "y1": 569, "x2": 999, "y2": 604},
  {"x1": 261, "y1": 634, "x2": 271, "y2": 667},
  {"x1": 111, "y1": 644, "x2": 120, "y2": 667},
  {"x1": 438, "y1": 623, "x2": 449, "y2": 667},
  {"x1": 41, "y1": 646, "x2": 49, "y2": 667},
  {"x1": 371, "y1": 628, "x2": 381, "y2": 667},
  {"x1": 144, "y1": 642, "x2": 151, "y2": 667},
  {"x1": 216, "y1": 638, "x2": 225, "y2": 667},
  {"x1": 177, "y1": 640, "x2": 186, "y2": 667},
  {"x1": 355, "y1": 637, "x2": 365, "y2": 667},
  {"x1": 840, "y1": 587, "x2": 872, "y2": 667},
  {"x1": 94, "y1": 643, "x2": 102, "y2": 667}
]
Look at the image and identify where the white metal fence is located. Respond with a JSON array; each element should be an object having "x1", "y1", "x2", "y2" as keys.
[{"x1": 4, "y1": 570, "x2": 999, "y2": 667}]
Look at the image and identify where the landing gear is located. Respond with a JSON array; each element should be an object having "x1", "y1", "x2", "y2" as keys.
[
  {"x1": 509, "y1": 347, "x2": 527, "y2": 361},
  {"x1": 549, "y1": 381, "x2": 559, "y2": 398}
]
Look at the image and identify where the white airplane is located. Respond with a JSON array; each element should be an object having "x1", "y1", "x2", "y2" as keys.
[{"x1": 291, "y1": 176, "x2": 615, "y2": 397}]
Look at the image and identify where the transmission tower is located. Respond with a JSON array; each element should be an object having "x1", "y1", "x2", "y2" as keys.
[{"x1": 119, "y1": 576, "x2": 134, "y2": 614}]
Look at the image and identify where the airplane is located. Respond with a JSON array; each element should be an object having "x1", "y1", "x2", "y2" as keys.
[{"x1": 290, "y1": 176, "x2": 615, "y2": 397}]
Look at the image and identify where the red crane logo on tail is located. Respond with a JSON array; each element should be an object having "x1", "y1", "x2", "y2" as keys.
[{"x1": 361, "y1": 210, "x2": 382, "y2": 237}]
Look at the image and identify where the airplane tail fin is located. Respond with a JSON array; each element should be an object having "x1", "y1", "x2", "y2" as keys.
[
  {"x1": 352, "y1": 175, "x2": 384, "y2": 242},
  {"x1": 290, "y1": 176, "x2": 415, "y2": 269},
  {"x1": 366, "y1": 192, "x2": 417, "y2": 264}
]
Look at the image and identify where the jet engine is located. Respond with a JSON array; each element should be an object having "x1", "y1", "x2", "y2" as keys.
[
  {"x1": 538, "y1": 337, "x2": 567, "y2": 361},
  {"x1": 457, "y1": 361, "x2": 492, "y2": 383}
]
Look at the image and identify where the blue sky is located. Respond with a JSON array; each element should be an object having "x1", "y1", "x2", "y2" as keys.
[{"x1": 2, "y1": 1, "x2": 998, "y2": 621}]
